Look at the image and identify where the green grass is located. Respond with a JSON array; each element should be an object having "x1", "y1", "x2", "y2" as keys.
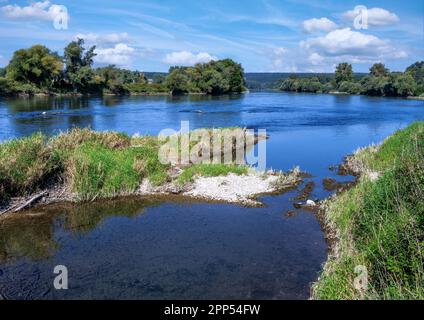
[
  {"x1": 0, "y1": 133, "x2": 55, "y2": 202},
  {"x1": 177, "y1": 163, "x2": 248, "y2": 185},
  {"x1": 0, "y1": 128, "x2": 171, "y2": 202},
  {"x1": 313, "y1": 122, "x2": 424, "y2": 300},
  {"x1": 0, "y1": 127, "x2": 251, "y2": 203}
]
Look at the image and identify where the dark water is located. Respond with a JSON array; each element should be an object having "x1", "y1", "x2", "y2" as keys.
[{"x1": 0, "y1": 92, "x2": 423, "y2": 300}]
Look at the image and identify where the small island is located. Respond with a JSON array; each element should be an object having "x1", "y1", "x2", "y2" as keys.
[
  {"x1": 279, "y1": 61, "x2": 424, "y2": 99},
  {"x1": 0, "y1": 127, "x2": 303, "y2": 216},
  {"x1": 0, "y1": 39, "x2": 246, "y2": 97}
]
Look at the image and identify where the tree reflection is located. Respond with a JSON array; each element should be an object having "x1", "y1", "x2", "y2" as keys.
[{"x1": 0, "y1": 196, "x2": 170, "y2": 262}]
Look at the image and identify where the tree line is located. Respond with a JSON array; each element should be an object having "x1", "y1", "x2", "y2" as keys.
[
  {"x1": 0, "y1": 40, "x2": 246, "y2": 96},
  {"x1": 280, "y1": 62, "x2": 424, "y2": 98}
]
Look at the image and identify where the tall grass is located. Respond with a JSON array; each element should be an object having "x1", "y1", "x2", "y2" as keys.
[
  {"x1": 0, "y1": 128, "x2": 170, "y2": 202},
  {"x1": 0, "y1": 133, "x2": 55, "y2": 202},
  {"x1": 313, "y1": 122, "x2": 424, "y2": 300}
]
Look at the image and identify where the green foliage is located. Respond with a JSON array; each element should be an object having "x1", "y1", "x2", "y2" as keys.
[
  {"x1": 338, "y1": 81, "x2": 362, "y2": 94},
  {"x1": 280, "y1": 62, "x2": 421, "y2": 98},
  {"x1": 166, "y1": 59, "x2": 246, "y2": 95},
  {"x1": 0, "y1": 133, "x2": 55, "y2": 200},
  {"x1": 0, "y1": 41, "x2": 246, "y2": 96},
  {"x1": 0, "y1": 77, "x2": 16, "y2": 96},
  {"x1": 406, "y1": 61, "x2": 424, "y2": 87},
  {"x1": 335, "y1": 62, "x2": 354, "y2": 85},
  {"x1": 280, "y1": 76, "x2": 327, "y2": 93},
  {"x1": 124, "y1": 82, "x2": 169, "y2": 94},
  {"x1": 6, "y1": 45, "x2": 63, "y2": 89},
  {"x1": 63, "y1": 38, "x2": 97, "y2": 92},
  {"x1": 0, "y1": 129, "x2": 172, "y2": 202},
  {"x1": 314, "y1": 122, "x2": 424, "y2": 300},
  {"x1": 68, "y1": 142, "x2": 142, "y2": 200},
  {"x1": 177, "y1": 163, "x2": 248, "y2": 185},
  {"x1": 370, "y1": 63, "x2": 389, "y2": 77},
  {"x1": 165, "y1": 67, "x2": 193, "y2": 94}
]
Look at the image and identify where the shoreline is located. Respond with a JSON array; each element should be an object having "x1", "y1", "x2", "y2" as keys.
[
  {"x1": 0, "y1": 169, "x2": 304, "y2": 220},
  {"x1": 311, "y1": 122, "x2": 424, "y2": 300}
]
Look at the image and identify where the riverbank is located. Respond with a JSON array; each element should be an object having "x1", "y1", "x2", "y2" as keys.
[
  {"x1": 312, "y1": 122, "x2": 424, "y2": 300},
  {"x1": 0, "y1": 128, "x2": 303, "y2": 218}
]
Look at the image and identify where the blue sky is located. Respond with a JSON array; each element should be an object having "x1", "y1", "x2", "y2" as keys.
[{"x1": 0, "y1": 0, "x2": 423, "y2": 72}]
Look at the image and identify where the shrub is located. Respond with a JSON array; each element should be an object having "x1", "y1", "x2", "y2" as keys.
[{"x1": 0, "y1": 133, "x2": 54, "y2": 200}]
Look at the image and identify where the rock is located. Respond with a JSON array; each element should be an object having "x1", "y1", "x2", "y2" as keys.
[
  {"x1": 285, "y1": 210, "x2": 297, "y2": 217},
  {"x1": 293, "y1": 202, "x2": 303, "y2": 209},
  {"x1": 306, "y1": 200, "x2": 317, "y2": 206}
]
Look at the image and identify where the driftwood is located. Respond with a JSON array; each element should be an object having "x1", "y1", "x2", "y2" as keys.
[{"x1": 0, "y1": 191, "x2": 47, "y2": 216}]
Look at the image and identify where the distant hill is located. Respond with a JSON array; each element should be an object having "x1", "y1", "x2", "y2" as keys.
[
  {"x1": 244, "y1": 72, "x2": 367, "y2": 90},
  {"x1": 244, "y1": 73, "x2": 334, "y2": 90}
]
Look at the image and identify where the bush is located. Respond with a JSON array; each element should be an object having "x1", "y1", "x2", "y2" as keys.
[{"x1": 0, "y1": 133, "x2": 54, "y2": 200}]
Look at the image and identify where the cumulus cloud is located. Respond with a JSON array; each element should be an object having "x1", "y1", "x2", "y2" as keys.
[
  {"x1": 300, "y1": 28, "x2": 390, "y2": 56},
  {"x1": 268, "y1": 47, "x2": 288, "y2": 71},
  {"x1": 300, "y1": 28, "x2": 405, "y2": 59},
  {"x1": 0, "y1": 1, "x2": 68, "y2": 22},
  {"x1": 308, "y1": 53, "x2": 325, "y2": 65},
  {"x1": 163, "y1": 51, "x2": 217, "y2": 65},
  {"x1": 343, "y1": 7, "x2": 399, "y2": 27},
  {"x1": 95, "y1": 43, "x2": 136, "y2": 66},
  {"x1": 302, "y1": 17, "x2": 338, "y2": 33},
  {"x1": 75, "y1": 32, "x2": 129, "y2": 44}
]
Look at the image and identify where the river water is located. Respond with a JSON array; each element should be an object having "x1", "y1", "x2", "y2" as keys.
[{"x1": 0, "y1": 92, "x2": 423, "y2": 299}]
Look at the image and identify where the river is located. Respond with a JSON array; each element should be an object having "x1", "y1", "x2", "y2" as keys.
[{"x1": 0, "y1": 92, "x2": 423, "y2": 299}]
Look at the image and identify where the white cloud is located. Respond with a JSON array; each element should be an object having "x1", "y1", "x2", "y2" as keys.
[
  {"x1": 75, "y1": 32, "x2": 129, "y2": 44},
  {"x1": 273, "y1": 47, "x2": 288, "y2": 56},
  {"x1": 308, "y1": 53, "x2": 324, "y2": 65},
  {"x1": 300, "y1": 28, "x2": 408, "y2": 65},
  {"x1": 269, "y1": 47, "x2": 288, "y2": 71},
  {"x1": 163, "y1": 51, "x2": 217, "y2": 65},
  {"x1": 343, "y1": 7, "x2": 399, "y2": 26},
  {"x1": 302, "y1": 28, "x2": 392, "y2": 57},
  {"x1": 95, "y1": 43, "x2": 135, "y2": 66},
  {"x1": 0, "y1": 1, "x2": 69, "y2": 22},
  {"x1": 302, "y1": 17, "x2": 338, "y2": 33}
]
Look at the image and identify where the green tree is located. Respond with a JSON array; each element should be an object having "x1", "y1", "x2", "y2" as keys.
[
  {"x1": 6, "y1": 45, "x2": 63, "y2": 89},
  {"x1": 389, "y1": 73, "x2": 417, "y2": 97},
  {"x1": 406, "y1": 61, "x2": 424, "y2": 95},
  {"x1": 406, "y1": 61, "x2": 424, "y2": 84},
  {"x1": 165, "y1": 68, "x2": 190, "y2": 94},
  {"x1": 335, "y1": 63, "x2": 354, "y2": 86},
  {"x1": 63, "y1": 39, "x2": 97, "y2": 92},
  {"x1": 370, "y1": 63, "x2": 390, "y2": 77}
]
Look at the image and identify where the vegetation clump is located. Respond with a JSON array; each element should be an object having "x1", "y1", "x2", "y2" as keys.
[
  {"x1": 313, "y1": 122, "x2": 424, "y2": 300},
  {"x1": 0, "y1": 128, "x2": 171, "y2": 203},
  {"x1": 0, "y1": 40, "x2": 246, "y2": 97},
  {"x1": 280, "y1": 61, "x2": 424, "y2": 98}
]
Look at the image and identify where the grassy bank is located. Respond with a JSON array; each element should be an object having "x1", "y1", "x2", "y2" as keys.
[
  {"x1": 0, "y1": 128, "x2": 250, "y2": 204},
  {"x1": 313, "y1": 122, "x2": 424, "y2": 300}
]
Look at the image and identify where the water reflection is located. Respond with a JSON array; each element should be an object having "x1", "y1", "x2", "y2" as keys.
[{"x1": 0, "y1": 197, "x2": 165, "y2": 263}]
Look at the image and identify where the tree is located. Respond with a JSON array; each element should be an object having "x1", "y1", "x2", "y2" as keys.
[
  {"x1": 63, "y1": 39, "x2": 96, "y2": 92},
  {"x1": 165, "y1": 68, "x2": 190, "y2": 94},
  {"x1": 6, "y1": 45, "x2": 63, "y2": 88},
  {"x1": 165, "y1": 59, "x2": 246, "y2": 95},
  {"x1": 370, "y1": 63, "x2": 389, "y2": 77},
  {"x1": 389, "y1": 73, "x2": 417, "y2": 97},
  {"x1": 335, "y1": 63, "x2": 354, "y2": 86}
]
